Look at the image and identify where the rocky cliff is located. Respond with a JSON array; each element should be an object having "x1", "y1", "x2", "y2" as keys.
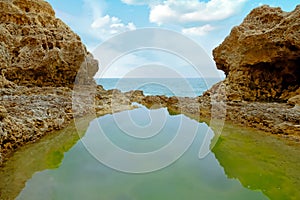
[
  {"x1": 213, "y1": 5, "x2": 300, "y2": 102},
  {"x1": 0, "y1": 0, "x2": 98, "y2": 87},
  {"x1": 0, "y1": 0, "x2": 101, "y2": 165}
]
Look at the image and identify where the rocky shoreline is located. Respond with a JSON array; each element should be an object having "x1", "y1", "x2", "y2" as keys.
[
  {"x1": 1, "y1": 83, "x2": 299, "y2": 165},
  {"x1": 0, "y1": 1, "x2": 300, "y2": 166},
  {"x1": 0, "y1": 83, "x2": 138, "y2": 165},
  {"x1": 139, "y1": 92, "x2": 300, "y2": 138}
]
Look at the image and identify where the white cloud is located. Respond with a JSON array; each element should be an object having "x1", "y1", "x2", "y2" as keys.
[
  {"x1": 81, "y1": 0, "x2": 136, "y2": 39},
  {"x1": 85, "y1": 0, "x2": 137, "y2": 39},
  {"x1": 182, "y1": 24, "x2": 215, "y2": 36},
  {"x1": 91, "y1": 15, "x2": 113, "y2": 28},
  {"x1": 149, "y1": 0, "x2": 247, "y2": 25},
  {"x1": 121, "y1": 0, "x2": 162, "y2": 5},
  {"x1": 57, "y1": 0, "x2": 135, "y2": 41},
  {"x1": 52, "y1": 1, "x2": 138, "y2": 52},
  {"x1": 91, "y1": 15, "x2": 136, "y2": 38}
]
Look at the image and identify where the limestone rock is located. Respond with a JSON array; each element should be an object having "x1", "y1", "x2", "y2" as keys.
[
  {"x1": 0, "y1": 105, "x2": 8, "y2": 120},
  {"x1": 0, "y1": 75, "x2": 15, "y2": 88},
  {"x1": 213, "y1": 5, "x2": 300, "y2": 102},
  {"x1": 0, "y1": 0, "x2": 98, "y2": 87},
  {"x1": 288, "y1": 94, "x2": 300, "y2": 105},
  {"x1": 288, "y1": 94, "x2": 300, "y2": 111},
  {"x1": 0, "y1": 0, "x2": 100, "y2": 165}
]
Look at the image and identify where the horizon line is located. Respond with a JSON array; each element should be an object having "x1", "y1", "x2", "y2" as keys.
[{"x1": 94, "y1": 77, "x2": 225, "y2": 79}]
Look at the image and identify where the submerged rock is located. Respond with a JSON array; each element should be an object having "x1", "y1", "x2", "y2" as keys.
[{"x1": 213, "y1": 5, "x2": 300, "y2": 102}]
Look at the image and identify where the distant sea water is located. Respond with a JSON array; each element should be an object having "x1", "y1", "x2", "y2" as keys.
[{"x1": 96, "y1": 78, "x2": 222, "y2": 97}]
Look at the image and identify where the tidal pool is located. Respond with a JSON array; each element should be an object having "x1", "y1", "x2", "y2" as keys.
[{"x1": 1, "y1": 105, "x2": 299, "y2": 200}]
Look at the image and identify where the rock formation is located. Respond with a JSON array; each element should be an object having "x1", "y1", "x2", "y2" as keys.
[
  {"x1": 137, "y1": 5, "x2": 300, "y2": 137},
  {"x1": 213, "y1": 5, "x2": 300, "y2": 102},
  {"x1": 0, "y1": 0, "x2": 98, "y2": 87},
  {"x1": 0, "y1": 0, "x2": 101, "y2": 165},
  {"x1": 1, "y1": 1, "x2": 300, "y2": 170}
]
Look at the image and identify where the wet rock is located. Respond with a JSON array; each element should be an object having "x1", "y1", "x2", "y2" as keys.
[
  {"x1": 125, "y1": 90, "x2": 144, "y2": 102},
  {"x1": 275, "y1": 122, "x2": 300, "y2": 136},
  {"x1": 142, "y1": 96, "x2": 167, "y2": 108}
]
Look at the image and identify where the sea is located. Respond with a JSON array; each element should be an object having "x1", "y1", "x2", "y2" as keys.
[{"x1": 96, "y1": 78, "x2": 222, "y2": 97}]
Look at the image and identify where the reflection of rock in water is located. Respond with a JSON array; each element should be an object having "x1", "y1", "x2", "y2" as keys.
[
  {"x1": 0, "y1": 116, "x2": 92, "y2": 200},
  {"x1": 0, "y1": 89, "x2": 137, "y2": 199},
  {"x1": 0, "y1": 3, "x2": 300, "y2": 199},
  {"x1": 212, "y1": 124, "x2": 300, "y2": 199}
]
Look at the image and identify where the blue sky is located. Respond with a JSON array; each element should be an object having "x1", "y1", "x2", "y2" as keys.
[{"x1": 46, "y1": 0, "x2": 299, "y2": 78}]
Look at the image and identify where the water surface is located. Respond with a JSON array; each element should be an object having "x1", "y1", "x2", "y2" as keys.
[{"x1": 1, "y1": 106, "x2": 299, "y2": 200}]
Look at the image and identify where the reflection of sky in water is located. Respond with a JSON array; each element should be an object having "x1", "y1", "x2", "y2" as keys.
[{"x1": 17, "y1": 106, "x2": 267, "y2": 200}]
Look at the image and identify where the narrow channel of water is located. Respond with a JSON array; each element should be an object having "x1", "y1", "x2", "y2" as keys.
[{"x1": 1, "y1": 105, "x2": 299, "y2": 200}]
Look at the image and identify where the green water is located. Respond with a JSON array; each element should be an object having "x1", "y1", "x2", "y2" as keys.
[{"x1": 0, "y1": 106, "x2": 299, "y2": 200}]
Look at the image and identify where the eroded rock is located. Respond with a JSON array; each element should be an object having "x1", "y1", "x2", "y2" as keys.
[
  {"x1": 288, "y1": 94, "x2": 300, "y2": 106},
  {"x1": 0, "y1": 105, "x2": 8, "y2": 120},
  {"x1": 213, "y1": 5, "x2": 300, "y2": 102},
  {"x1": 0, "y1": 0, "x2": 100, "y2": 165},
  {"x1": 0, "y1": 0, "x2": 98, "y2": 87}
]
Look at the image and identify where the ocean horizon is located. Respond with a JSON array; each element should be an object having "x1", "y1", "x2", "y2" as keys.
[{"x1": 96, "y1": 77, "x2": 222, "y2": 97}]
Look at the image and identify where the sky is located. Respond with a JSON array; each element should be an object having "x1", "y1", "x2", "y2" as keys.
[{"x1": 46, "y1": 0, "x2": 299, "y2": 78}]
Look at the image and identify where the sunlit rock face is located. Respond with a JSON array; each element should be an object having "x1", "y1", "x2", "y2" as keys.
[
  {"x1": 0, "y1": 0, "x2": 100, "y2": 165},
  {"x1": 0, "y1": 0, "x2": 98, "y2": 87},
  {"x1": 213, "y1": 5, "x2": 300, "y2": 102}
]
